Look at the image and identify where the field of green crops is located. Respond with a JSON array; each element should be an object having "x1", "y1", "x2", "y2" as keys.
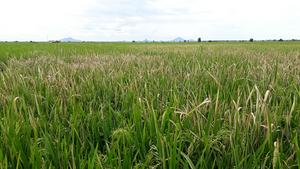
[{"x1": 0, "y1": 42, "x2": 300, "y2": 168}]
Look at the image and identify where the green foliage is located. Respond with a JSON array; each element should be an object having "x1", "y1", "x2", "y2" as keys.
[{"x1": 0, "y1": 42, "x2": 300, "y2": 168}]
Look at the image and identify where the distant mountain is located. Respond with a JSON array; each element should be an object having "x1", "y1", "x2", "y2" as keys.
[
  {"x1": 60, "y1": 37, "x2": 81, "y2": 42},
  {"x1": 173, "y1": 37, "x2": 185, "y2": 42},
  {"x1": 143, "y1": 39, "x2": 150, "y2": 42}
]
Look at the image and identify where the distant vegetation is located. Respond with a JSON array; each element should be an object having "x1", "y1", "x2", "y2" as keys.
[
  {"x1": 0, "y1": 42, "x2": 300, "y2": 168},
  {"x1": 2, "y1": 38, "x2": 300, "y2": 43}
]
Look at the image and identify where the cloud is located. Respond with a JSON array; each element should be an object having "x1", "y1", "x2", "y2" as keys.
[
  {"x1": 78, "y1": 0, "x2": 212, "y2": 40},
  {"x1": 0, "y1": 0, "x2": 300, "y2": 41}
]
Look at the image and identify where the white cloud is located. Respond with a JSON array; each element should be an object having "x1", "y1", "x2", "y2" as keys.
[{"x1": 0, "y1": 0, "x2": 300, "y2": 41}]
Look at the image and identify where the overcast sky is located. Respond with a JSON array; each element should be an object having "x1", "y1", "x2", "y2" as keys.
[{"x1": 1, "y1": 0, "x2": 300, "y2": 41}]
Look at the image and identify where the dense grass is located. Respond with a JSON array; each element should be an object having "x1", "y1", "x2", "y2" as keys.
[{"x1": 0, "y1": 42, "x2": 300, "y2": 168}]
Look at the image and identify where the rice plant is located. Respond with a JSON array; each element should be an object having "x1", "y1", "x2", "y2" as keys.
[{"x1": 0, "y1": 42, "x2": 299, "y2": 168}]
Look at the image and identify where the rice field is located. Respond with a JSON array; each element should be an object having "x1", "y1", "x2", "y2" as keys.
[{"x1": 0, "y1": 42, "x2": 300, "y2": 168}]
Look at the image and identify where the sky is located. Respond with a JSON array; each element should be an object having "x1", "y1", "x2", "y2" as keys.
[{"x1": 0, "y1": 0, "x2": 300, "y2": 41}]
